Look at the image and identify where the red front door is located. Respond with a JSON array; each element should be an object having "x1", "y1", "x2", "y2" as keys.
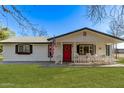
[{"x1": 63, "y1": 44, "x2": 72, "y2": 62}]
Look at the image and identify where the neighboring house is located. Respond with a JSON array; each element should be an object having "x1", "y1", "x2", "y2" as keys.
[
  {"x1": 115, "y1": 49, "x2": 124, "y2": 54},
  {"x1": 0, "y1": 27, "x2": 124, "y2": 64}
]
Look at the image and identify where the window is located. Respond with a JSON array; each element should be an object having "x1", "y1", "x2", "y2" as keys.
[
  {"x1": 15, "y1": 44, "x2": 32, "y2": 54},
  {"x1": 106, "y1": 45, "x2": 110, "y2": 56},
  {"x1": 77, "y1": 44, "x2": 96, "y2": 55}
]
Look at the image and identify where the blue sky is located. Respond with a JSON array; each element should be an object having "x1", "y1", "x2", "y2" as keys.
[{"x1": 4, "y1": 5, "x2": 110, "y2": 36}]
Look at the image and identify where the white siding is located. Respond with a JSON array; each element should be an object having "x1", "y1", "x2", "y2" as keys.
[
  {"x1": 96, "y1": 44, "x2": 106, "y2": 56},
  {"x1": 2, "y1": 44, "x2": 50, "y2": 61}
]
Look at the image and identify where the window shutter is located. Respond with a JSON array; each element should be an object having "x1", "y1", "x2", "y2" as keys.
[
  {"x1": 106, "y1": 45, "x2": 107, "y2": 56},
  {"x1": 108, "y1": 45, "x2": 110, "y2": 56},
  {"x1": 48, "y1": 44, "x2": 51, "y2": 57},
  {"x1": 93, "y1": 45, "x2": 96, "y2": 55},
  {"x1": 30, "y1": 45, "x2": 33, "y2": 54},
  {"x1": 15, "y1": 45, "x2": 18, "y2": 54},
  {"x1": 106, "y1": 45, "x2": 110, "y2": 56},
  {"x1": 77, "y1": 45, "x2": 79, "y2": 54}
]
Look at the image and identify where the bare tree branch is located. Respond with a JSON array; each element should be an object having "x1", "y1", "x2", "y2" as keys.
[
  {"x1": 87, "y1": 5, "x2": 107, "y2": 23},
  {"x1": 87, "y1": 5, "x2": 124, "y2": 23},
  {"x1": 1, "y1": 5, "x2": 47, "y2": 36},
  {"x1": 109, "y1": 16, "x2": 124, "y2": 38}
]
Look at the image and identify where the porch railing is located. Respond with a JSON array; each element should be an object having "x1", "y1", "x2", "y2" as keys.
[{"x1": 54, "y1": 54, "x2": 113, "y2": 64}]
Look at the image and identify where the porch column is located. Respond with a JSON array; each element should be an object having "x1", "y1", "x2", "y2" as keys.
[
  {"x1": 54, "y1": 44, "x2": 57, "y2": 64},
  {"x1": 73, "y1": 42, "x2": 76, "y2": 63},
  {"x1": 60, "y1": 42, "x2": 63, "y2": 64},
  {"x1": 110, "y1": 44, "x2": 112, "y2": 63},
  {"x1": 112, "y1": 43, "x2": 115, "y2": 63}
]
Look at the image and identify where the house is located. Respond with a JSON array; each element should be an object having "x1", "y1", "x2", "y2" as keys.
[{"x1": 0, "y1": 27, "x2": 124, "y2": 64}]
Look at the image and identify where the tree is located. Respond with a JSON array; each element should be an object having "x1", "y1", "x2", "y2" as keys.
[
  {"x1": 0, "y1": 27, "x2": 15, "y2": 40},
  {"x1": 0, "y1": 5, "x2": 47, "y2": 36},
  {"x1": 109, "y1": 17, "x2": 124, "y2": 37},
  {"x1": 87, "y1": 5, "x2": 107, "y2": 23},
  {"x1": 0, "y1": 27, "x2": 15, "y2": 52},
  {"x1": 87, "y1": 5, "x2": 124, "y2": 24}
]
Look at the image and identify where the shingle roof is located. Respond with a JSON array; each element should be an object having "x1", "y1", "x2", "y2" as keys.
[{"x1": 0, "y1": 37, "x2": 50, "y2": 44}]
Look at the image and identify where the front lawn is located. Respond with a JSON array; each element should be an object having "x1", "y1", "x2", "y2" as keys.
[
  {"x1": 118, "y1": 58, "x2": 124, "y2": 64},
  {"x1": 0, "y1": 64, "x2": 124, "y2": 88}
]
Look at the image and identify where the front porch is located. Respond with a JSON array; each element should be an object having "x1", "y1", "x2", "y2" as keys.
[
  {"x1": 54, "y1": 42, "x2": 115, "y2": 65},
  {"x1": 49, "y1": 28, "x2": 121, "y2": 65}
]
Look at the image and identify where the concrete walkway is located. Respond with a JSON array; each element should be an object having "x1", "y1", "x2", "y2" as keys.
[
  {"x1": 1, "y1": 61, "x2": 124, "y2": 67},
  {"x1": 99, "y1": 64, "x2": 124, "y2": 67}
]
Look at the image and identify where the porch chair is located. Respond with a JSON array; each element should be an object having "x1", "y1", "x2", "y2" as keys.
[
  {"x1": 74, "y1": 53, "x2": 79, "y2": 63},
  {"x1": 86, "y1": 53, "x2": 93, "y2": 63}
]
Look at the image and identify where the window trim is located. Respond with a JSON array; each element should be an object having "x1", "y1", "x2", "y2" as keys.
[
  {"x1": 77, "y1": 44, "x2": 96, "y2": 55},
  {"x1": 15, "y1": 44, "x2": 32, "y2": 55}
]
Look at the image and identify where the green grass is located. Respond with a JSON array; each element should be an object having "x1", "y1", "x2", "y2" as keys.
[
  {"x1": 0, "y1": 64, "x2": 124, "y2": 87},
  {"x1": 117, "y1": 58, "x2": 124, "y2": 64}
]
